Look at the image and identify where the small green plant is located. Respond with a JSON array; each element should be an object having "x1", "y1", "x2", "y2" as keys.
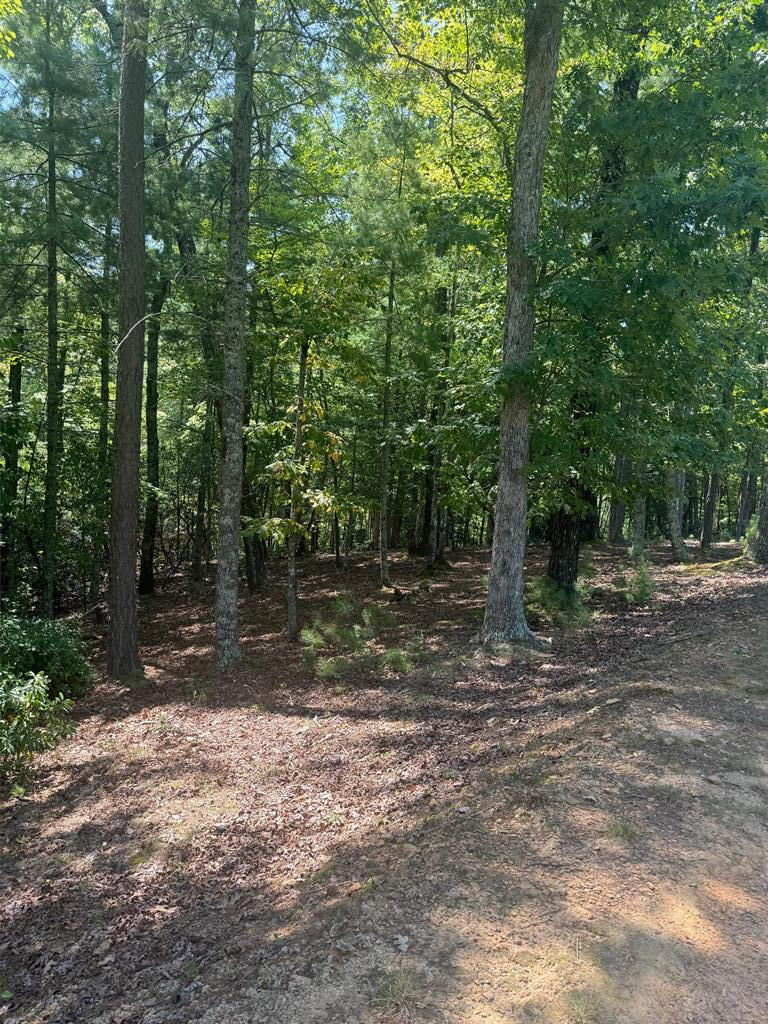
[
  {"x1": 380, "y1": 647, "x2": 413, "y2": 673},
  {"x1": 337, "y1": 623, "x2": 366, "y2": 652},
  {"x1": 0, "y1": 617, "x2": 92, "y2": 699},
  {"x1": 0, "y1": 669, "x2": 74, "y2": 781},
  {"x1": 315, "y1": 656, "x2": 342, "y2": 680},
  {"x1": 185, "y1": 684, "x2": 209, "y2": 705},
  {"x1": 333, "y1": 591, "x2": 358, "y2": 619},
  {"x1": 607, "y1": 818, "x2": 639, "y2": 843},
  {"x1": 362, "y1": 605, "x2": 397, "y2": 634},
  {"x1": 299, "y1": 624, "x2": 326, "y2": 659},
  {"x1": 155, "y1": 713, "x2": 169, "y2": 736},
  {"x1": 626, "y1": 558, "x2": 654, "y2": 606},
  {"x1": 525, "y1": 576, "x2": 591, "y2": 631}
]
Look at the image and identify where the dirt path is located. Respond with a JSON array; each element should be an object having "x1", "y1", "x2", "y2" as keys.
[{"x1": 2, "y1": 550, "x2": 767, "y2": 1024}]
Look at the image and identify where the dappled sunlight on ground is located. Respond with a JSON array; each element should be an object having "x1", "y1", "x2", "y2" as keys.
[{"x1": 2, "y1": 545, "x2": 768, "y2": 1023}]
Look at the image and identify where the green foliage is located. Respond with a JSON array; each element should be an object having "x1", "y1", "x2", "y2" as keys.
[
  {"x1": 525, "y1": 577, "x2": 591, "y2": 631},
  {"x1": 379, "y1": 647, "x2": 413, "y2": 673},
  {"x1": 361, "y1": 606, "x2": 397, "y2": 634},
  {"x1": 0, "y1": 618, "x2": 92, "y2": 699},
  {"x1": 0, "y1": 670, "x2": 74, "y2": 781},
  {"x1": 315, "y1": 656, "x2": 342, "y2": 680},
  {"x1": 626, "y1": 559, "x2": 655, "y2": 606}
]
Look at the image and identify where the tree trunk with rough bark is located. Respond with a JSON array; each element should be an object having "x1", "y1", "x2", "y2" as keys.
[
  {"x1": 736, "y1": 456, "x2": 758, "y2": 539},
  {"x1": 287, "y1": 340, "x2": 309, "y2": 640},
  {"x1": 481, "y1": 0, "x2": 565, "y2": 645},
  {"x1": 42, "y1": 9, "x2": 61, "y2": 618},
  {"x1": 749, "y1": 479, "x2": 768, "y2": 563},
  {"x1": 607, "y1": 454, "x2": 629, "y2": 543},
  {"x1": 108, "y1": 0, "x2": 148, "y2": 678},
  {"x1": 379, "y1": 265, "x2": 395, "y2": 587},
  {"x1": 666, "y1": 468, "x2": 691, "y2": 562},
  {"x1": 214, "y1": 0, "x2": 256, "y2": 668},
  {"x1": 191, "y1": 400, "x2": 214, "y2": 582},
  {"x1": 1, "y1": 329, "x2": 23, "y2": 607},
  {"x1": 138, "y1": 277, "x2": 169, "y2": 595},
  {"x1": 700, "y1": 471, "x2": 719, "y2": 555}
]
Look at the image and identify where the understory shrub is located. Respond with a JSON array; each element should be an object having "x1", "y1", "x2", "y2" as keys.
[
  {"x1": 0, "y1": 617, "x2": 92, "y2": 699},
  {"x1": 300, "y1": 597, "x2": 414, "y2": 683},
  {"x1": 0, "y1": 669, "x2": 74, "y2": 781},
  {"x1": 626, "y1": 558, "x2": 655, "y2": 606},
  {"x1": 525, "y1": 576, "x2": 591, "y2": 631}
]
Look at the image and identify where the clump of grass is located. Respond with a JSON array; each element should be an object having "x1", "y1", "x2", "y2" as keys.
[
  {"x1": 371, "y1": 968, "x2": 424, "y2": 1014},
  {"x1": 565, "y1": 990, "x2": 605, "y2": 1024},
  {"x1": 525, "y1": 575, "x2": 591, "y2": 631},
  {"x1": 380, "y1": 647, "x2": 413, "y2": 674},
  {"x1": 606, "y1": 818, "x2": 640, "y2": 843}
]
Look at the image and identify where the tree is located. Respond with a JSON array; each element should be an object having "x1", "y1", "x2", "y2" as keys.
[
  {"x1": 480, "y1": 0, "x2": 565, "y2": 645},
  {"x1": 214, "y1": 0, "x2": 256, "y2": 669},
  {"x1": 108, "y1": 0, "x2": 148, "y2": 678}
]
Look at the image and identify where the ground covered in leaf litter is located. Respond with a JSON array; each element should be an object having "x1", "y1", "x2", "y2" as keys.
[{"x1": 2, "y1": 544, "x2": 768, "y2": 1024}]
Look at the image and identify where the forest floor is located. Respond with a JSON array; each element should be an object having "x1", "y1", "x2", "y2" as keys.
[{"x1": 2, "y1": 544, "x2": 768, "y2": 1024}]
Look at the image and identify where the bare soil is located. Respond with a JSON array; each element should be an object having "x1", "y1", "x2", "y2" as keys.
[{"x1": 2, "y1": 544, "x2": 768, "y2": 1024}]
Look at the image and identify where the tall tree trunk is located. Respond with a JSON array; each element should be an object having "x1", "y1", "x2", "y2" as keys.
[
  {"x1": 1, "y1": 328, "x2": 23, "y2": 607},
  {"x1": 481, "y1": 0, "x2": 565, "y2": 645},
  {"x1": 214, "y1": 0, "x2": 256, "y2": 668},
  {"x1": 191, "y1": 400, "x2": 214, "y2": 582},
  {"x1": 607, "y1": 453, "x2": 629, "y2": 543},
  {"x1": 344, "y1": 429, "x2": 357, "y2": 570},
  {"x1": 700, "y1": 471, "x2": 719, "y2": 555},
  {"x1": 425, "y1": 278, "x2": 453, "y2": 570},
  {"x1": 90, "y1": 223, "x2": 113, "y2": 604},
  {"x1": 287, "y1": 340, "x2": 309, "y2": 640},
  {"x1": 42, "y1": 11, "x2": 60, "y2": 618},
  {"x1": 749, "y1": 477, "x2": 768, "y2": 563},
  {"x1": 736, "y1": 454, "x2": 758, "y2": 538},
  {"x1": 547, "y1": 500, "x2": 580, "y2": 592},
  {"x1": 138, "y1": 278, "x2": 169, "y2": 595},
  {"x1": 666, "y1": 468, "x2": 691, "y2": 562},
  {"x1": 379, "y1": 264, "x2": 395, "y2": 587},
  {"x1": 108, "y1": 0, "x2": 148, "y2": 678}
]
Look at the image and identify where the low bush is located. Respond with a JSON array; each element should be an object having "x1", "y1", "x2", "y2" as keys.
[
  {"x1": 525, "y1": 576, "x2": 591, "y2": 631},
  {"x1": 0, "y1": 616, "x2": 92, "y2": 699},
  {"x1": 0, "y1": 669, "x2": 74, "y2": 782},
  {"x1": 626, "y1": 558, "x2": 655, "y2": 606}
]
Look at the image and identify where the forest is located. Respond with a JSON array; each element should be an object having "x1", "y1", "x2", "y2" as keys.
[{"x1": 2, "y1": 0, "x2": 768, "y2": 1022}]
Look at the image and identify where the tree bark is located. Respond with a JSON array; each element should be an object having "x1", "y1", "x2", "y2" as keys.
[
  {"x1": 547, "y1": 505, "x2": 580, "y2": 592},
  {"x1": 42, "y1": 7, "x2": 61, "y2": 618},
  {"x1": 287, "y1": 340, "x2": 309, "y2": 640},
  {"x1": 666, "y1": 468, "x2": 691, "y2": 562},
  {"x1": 1, "y1": 328, "x2": 23, "y2": 607},
  {"x1": 214, "y1": 0, "x2": 256, "y2": 668},
  {"x1": 481, "y1": 0, "x2": 565, "y2": 645},
  {"x1": 191, "y1": 400, "x2": 214, "y2": 582},
  {"x1": 749, "y1": 478, "x2": 768, "y2": 563},
  {"x1": 108, "y1": 0, "x2": 148, "y2": 678},
  {"x1": 379, "y1": 264, "x2": 395, "y2": 587},
  {"x1": 736, "y1": 456, "x2": 758, "y2": 538},
  {"x1": 90, "y1": 222, "x2": 113, "y2": 604},
  {"x1": 138, "y1": 277, "x2": 169, "y2": 595},
  {"x1": 607, "y1": 454, "x2": 629, "y2": 543},
  {"x1": 699, "y1": 471, "x2": 719, "y2": 555}
]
